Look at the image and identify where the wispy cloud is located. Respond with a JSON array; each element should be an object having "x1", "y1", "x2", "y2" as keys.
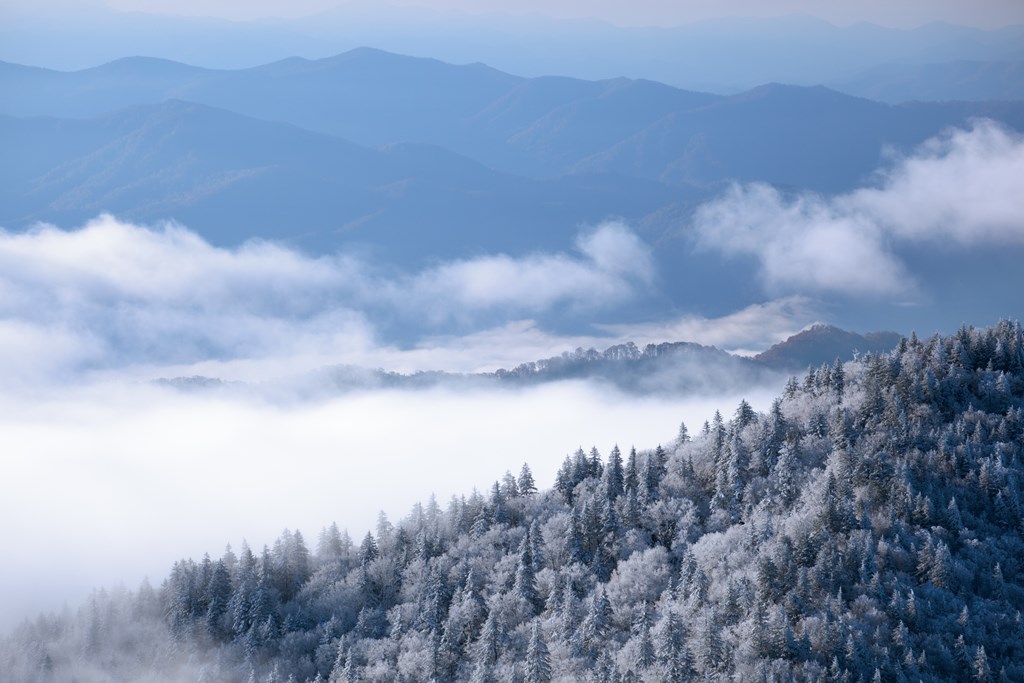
[
  {"x1": 597, "y1": 297, "x2": 816, "y2": 355},
  {"x1": 693, "y1": 120, "x2": 1024, "y2": 297}
]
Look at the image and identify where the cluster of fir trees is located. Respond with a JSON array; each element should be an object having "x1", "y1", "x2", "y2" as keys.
[{"x1": 3, "y1": 321, "x2": 1023, "y2": 682}]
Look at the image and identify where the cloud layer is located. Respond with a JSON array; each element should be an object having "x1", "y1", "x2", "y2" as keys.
[
  {"x1": 0, "y1": 217, "x2": 658, "y2": 384},
  {"x1": 0, "y1": 215, "x2": 795, "y2": 630},
  {"x1": 0, "y1": 378, "x2": 780, "y2": 629},
  {"x1": 693, "y1": 120, "x2": 1024, "y2": 297}
]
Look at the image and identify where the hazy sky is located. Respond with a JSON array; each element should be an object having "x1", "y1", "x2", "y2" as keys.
[{"x1": 13, "y1": 0, "x2": 1024, "y2": 28}]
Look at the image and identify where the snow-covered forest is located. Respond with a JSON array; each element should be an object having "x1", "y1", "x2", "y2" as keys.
[{"x1": 3, "y1": 321, "x2": 1023, "y2": 682}]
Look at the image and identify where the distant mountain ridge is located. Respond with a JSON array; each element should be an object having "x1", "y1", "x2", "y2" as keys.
[
  {"x1": 754, "y1": 323, "x2": 903, "y2": 370},
  {"x1": 3, "y1": 8, "x2": 1023, "y2": 93},
  {"x1": 0, "y1": 99, "x2": 683, "y2": 257},
  {"x1": 3, "y1": 48, "x2": 1022, "y2": 336},
  {"x1": 158, "y1": 325, "x2": 904, "y2": 396},
  {"x1": 3, "y1": 49, "x2": 1023, "y2": 194},
  {"x1": 834, "y1": 59, "x2": 1024, "y2": 103}
]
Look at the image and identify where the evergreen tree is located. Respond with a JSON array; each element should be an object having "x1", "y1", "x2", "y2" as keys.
[
  {"x1": 518, "y1": 463, "x2": 537, "y2": 495},
  {"x1": 473, "y1": 610, "x2": 504, "y2": 667},
  {"x1": 657, "y1": 608, "x2": 690, "y2": 683},
  {"x1": 677, "y1": 421, "x2": 691, "y2": 446},
  {"x1": 631, "y1": 609, "x2": 655, "y2": 671},
  {"x1": 624, "y1": 447, "x2": 640, "y2": 493},
  {"x1": 604, "y1": 445, "x2": 624, "y2": 500},
  {"x1": 204, "y1": 560, "x2": 232, "y2": 641},
  {"x1": 524, "y1": 622, "x2": 552, "y2": 683},
  {"x1": 513, "y1": 536, "x2": 539, "y2": 612}
]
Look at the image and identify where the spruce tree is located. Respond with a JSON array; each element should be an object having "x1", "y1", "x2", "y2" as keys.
[{"x1": 525, "y1": 622, "x2": 552, "y2": 683}]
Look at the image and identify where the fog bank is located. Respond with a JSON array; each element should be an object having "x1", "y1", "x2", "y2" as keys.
[{"x1": 0, "y1": 379, "x2": 778, "y2": 629}]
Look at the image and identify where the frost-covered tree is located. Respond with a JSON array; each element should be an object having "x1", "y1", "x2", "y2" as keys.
[
  {"x1": 5, "y1": 322, "x2": 1024, "y2": 683},
  {"x1": 524, "y1": 622, "x2": 551, "y2": 683}
]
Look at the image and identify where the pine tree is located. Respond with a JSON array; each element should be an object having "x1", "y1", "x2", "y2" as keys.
[
  {"x1": 359, "y1": 532, "x2": 378, "y2": 565},
  {"x1": 695, "y1": 608, "x2": 723, "y2": 676},
  {"x1": 513, "y1": 536, "x2": 539, "y2": 612},
  {"x1": 678, "y1": 421, "x2": 691, "y2": 446},
  {"x1": 470, "y1": 660, "x2": 496, "y2": 683},
  {"x1": 518, "y1": 463, "x2": 537, "y2": 495},
  {"x1": 580, "y1": 587, "x2": 612, "y2": 659},
  {"x1": 524, "y1": 622, "x2": 552, "y2": 683},
  {"x1": 500, "y1": 470, "x2": 520, "y2": 499},
  {"x1": 735, "y1": 399, "x2": 757, "y2": 429},
  {"x1": 831, "y1": 358, "x2": 846, "y2": 401},
  {"x1": 528, "y1": 520, "x2": 544, "y2": 573},
  {"x1": 204, "y1": 560, "x2": 232, "y2": 641},
  {"x1": 564, "y1": 505, "x2": 586, "y2": 565},
  {"x1": 589, "y1": 447, "x2": 604, "y2": 479},
  {"x1": 631, "y1": 609, "x2": 655, "y2": 671},
  {"x1": 772, "y1": 437, "x2": 800, "y2": 506},
  {"x1": 604, "y1": 445, "x2": 624, "y2": 500},
  {"x1": 559, "y1": 577, "x2": 579, "y2": 643},
  {"x1": 474, "y1": 610, "x2": 503, "y2": 666},
  {"x1": 624, "y1": 447, "x2": 639, "y2": 493},
  {"x1": 657, "y1": 608, "x2": 690, "y2": 683},
  {"x1": 974, "y1": 645, "x2": 992, "y2": 682}
]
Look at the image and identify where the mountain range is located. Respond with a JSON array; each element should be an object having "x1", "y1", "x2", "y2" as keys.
[
  {"x1": 4, "y1": 48, "x2": 1024, "y2": 258},
  {"x1": 4, "y1": 7, "x2": 1024, "y2": 96},
  {"x1": 0, "y1": 98, "x2": 683, "y2": 257},
  {"x1": 159, "y1": 324, "x2": 902, "y2": 396},
  {"x1": 3, "y1": 46, "x2": 1023, "y2": 337},
  {"x1": 5, "y1": 49, "x2": 1024, "y2": 190}
]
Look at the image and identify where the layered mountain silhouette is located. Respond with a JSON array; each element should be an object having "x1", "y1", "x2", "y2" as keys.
[
  {"x1": 834, "y1": 59, "x2": 1024, "y2": 103},
  {"x1": 3, "y1": 48, "x2": 1024, "y2": 192},
  {"x1": 0, "y1": 99, "x2": 684, "y2": 257},
  {"x1": 4, "y1": 9, "x2": 1024, "y2": 93},
  {"x1": 3, "y1": 48, "x2": 1022, "y2": 335}
]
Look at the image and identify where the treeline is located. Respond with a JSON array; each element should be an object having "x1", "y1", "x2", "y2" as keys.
[{"x1": 3, "y1": 321, "x2": 1023, "y2": 682}]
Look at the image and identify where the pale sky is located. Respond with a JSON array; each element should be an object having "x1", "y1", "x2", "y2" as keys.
[{"x1": 53, "y1": 0, "x2": 1024, "y2": 28}]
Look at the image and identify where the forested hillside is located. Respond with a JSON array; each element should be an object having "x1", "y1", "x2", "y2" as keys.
[{"x1": 3, "y1": 321, "x2": 1023, "y2": 682}]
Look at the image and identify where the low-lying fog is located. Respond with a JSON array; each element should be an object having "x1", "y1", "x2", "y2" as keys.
[
  {"x1": 6, "y1": 119, "x2": 1020, "y2": 629},
  {"x1": 0, "y1": 379, "x2": 779, "y2": 629},
  {"x1": 0, "y1": 213, "x2": 800, "y2": 629}
]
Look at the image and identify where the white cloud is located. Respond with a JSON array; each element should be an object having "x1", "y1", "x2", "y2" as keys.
[
  {"x1": 0, "y1": 216, "x2": 652, "y2": 384},
  {"x1": 852, "y1": 122, "x2": 1024, "y2": 243},
  {"x1": 693, "y1": 120, "x2": 1024, "y2": 297},
  {"x1": 400, "y1": 221, "x2": 652, "y2": 320},
  {"x1": 597, "y1": 297, "x2": 817, "y2": 354}
]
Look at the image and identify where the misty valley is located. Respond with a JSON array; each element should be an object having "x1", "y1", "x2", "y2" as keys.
[
  {"x1": 3, "y1": 323, "x2": 1023, "y2": 682},
  {"x1": 1, "y1": 3, "x2": 1024, "y2": 683}
]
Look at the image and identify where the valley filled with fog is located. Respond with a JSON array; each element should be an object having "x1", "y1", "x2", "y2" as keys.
[
  {"x1": 0, "y1": 378, "x2": 780, "y2": 628},
  {"x1": 1, "y1": 1, "x2": 1023, "y2": 681}
]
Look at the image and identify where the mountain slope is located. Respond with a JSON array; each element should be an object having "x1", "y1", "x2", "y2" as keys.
[
  {"x1": 4, "y1": 321, "x2": 1022, "y2": 682},
  {"x1": 0, "y1": 101, "x2": 684, "y2": 258},
  {"x1": 754, "y1": 323, "x2": 902, "y2": 370},
  {"x1": 834, "y1": 60, "x2": 1024, "y2": 103},
  {"x1": 572, "y1": 84, "x2": 1024, "y2": 191}
]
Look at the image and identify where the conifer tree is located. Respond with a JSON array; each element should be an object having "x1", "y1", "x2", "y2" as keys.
[
  {"x1": 604, "y1": 445, "x2": 624, "y2": 500},
  {"x1": 518, "y1": 463, "x2": 537, "y2": 495},
  {"x1": 525, "y1": 622, "x2": 552, "y2": 683}
]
